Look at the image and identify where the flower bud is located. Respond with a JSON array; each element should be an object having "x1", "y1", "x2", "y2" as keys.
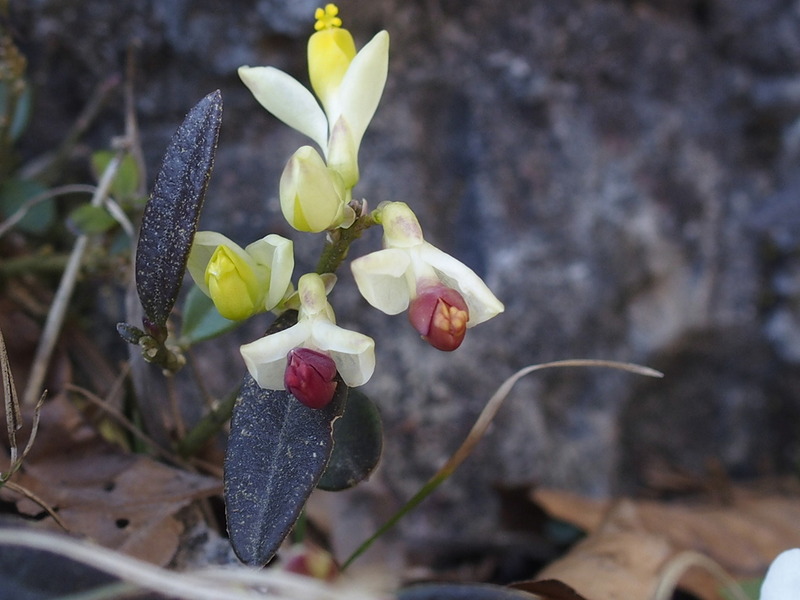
[
  {"x1": 284, "y1": 347, "x2": 338, "y2": 409},
  {"x1": 282, "y1": 544, "x2": 338, "y2": 581},
  {"x1": 408, "y1": 283, "x2": 470, "y2": 351},
  {"x1": 205, "y1": 245, "x2": 262, "y2": 321},
  {"x1": 279, "y1": 146, "x2": 347, "y2": 232}
]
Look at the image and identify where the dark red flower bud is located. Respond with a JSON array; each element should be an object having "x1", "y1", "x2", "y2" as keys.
[
  {"x1": 408, "y1": 284, "x2": 469, "y2": 351},
  {"x1": 282, "y1": 544, "x2": 338, "y2": 581},
  {"x1": 284, "y1": 347, "x2": 338, "y2": 409}
]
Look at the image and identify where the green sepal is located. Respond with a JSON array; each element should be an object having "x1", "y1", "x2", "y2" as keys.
[{"x1": 179, "y1": 284, "x2": 238, "y2": 346}]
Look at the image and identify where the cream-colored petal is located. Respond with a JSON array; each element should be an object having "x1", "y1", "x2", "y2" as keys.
[
  {"x1": 279, "y1": 146, "x2": 346, "y2": 232},
  {"x1": 239, "y1": 322, "x2": 311, "y2": 390},
  {"x1": 297, "y1": 272, "x2": 337, "y2": 322},
  {"x1": 238, "y1": 66, "x2": 328, "y2": 151},
  {"x1": 309, "y1": 320, "x2": 375, "y2": 387},
  {"x1": 417, "y1": 242, "x2": 504, "y2": 327},
  {"x1": 334, "y1": 30, "x2": 389, "y2": 152},
  {"x1": 377, "y1": 201, "x2": 425, "y2": 249},
  {"x1": 246, "y1": 234, "x2": 295, "y2": 310},
  {"x1": 350, "y1": 248, "x2": 413, "y2": 314},
  {"x1": 327, "y1": 116, "x2": 359, "y2": 188}
]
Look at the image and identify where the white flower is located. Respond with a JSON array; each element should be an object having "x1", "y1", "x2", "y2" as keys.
[
  {"x1": 238, "y1": 11, "x2": 388, "y2": 188},
  {"x1": 240, "y1": 273, "x2": 375, "y2": 392},
  {"x1": 350, "y1": 202, "x2": 505, "y2": 328},
  {"x1": 761, "y1": 548, "x2": 800, "y2": 600}
]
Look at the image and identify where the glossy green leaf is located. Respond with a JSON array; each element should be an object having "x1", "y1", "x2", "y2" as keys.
[
  {"x1": 224, "y1": 373, "x2": 347, "y2": 566},
  {"x1": 317, "y1": 388, "x2": 382, "y2": 491},
  {"x1": 90, "y1": 150, "x2": 141, "y2": 201},
  {"x1": 0, "y1": 178, "x2": 54, "y2": 235},
  {"x1": 67, "y1": 203, "x2": 117, "y2": 234},
  {"x1": 179, "y1": 284, "x2": 238, "y2": 346},
  {"x1": 135, "y1": 90, "x2": 223, "y2": 332}
]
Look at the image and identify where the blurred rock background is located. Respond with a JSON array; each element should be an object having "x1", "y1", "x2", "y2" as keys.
[{"x1": 9, "y1": 0, "x2": 800, "y2": 567}]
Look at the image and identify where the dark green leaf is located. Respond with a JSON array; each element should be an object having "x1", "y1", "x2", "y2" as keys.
[
  {"x1": 67, "y1": 203, "x2": 117, "y2": 234},
  {"x1": 397, "y1": 584, "x2": 539, "y2": 600},
  {"x1": 179, "y1": 285, "x2": 238, "y2": 346},
  {"x1": 224, "y1": 371, "x2": 347, "y2": 566},
  {"x1": 90, "y1": 150, "x2": 141, "y2": 201},
  {"x1": 0, "y1": 178, "x2": 54, "y2": 234},
  {"x1": 318, "y1": 389, "x2": 382, "y2": 491},
  {"x1": 134, "y1": 90, "x2": 223, "y2": 331}
]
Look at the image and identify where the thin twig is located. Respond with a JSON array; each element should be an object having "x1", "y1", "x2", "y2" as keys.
[
  {"x1": 341, "y1": 359, "x2": 663, "y2": 570},
  {"x1": 650, "y1": 550, "x2": 750, "y2": 600},
  {"x1": 124, "y1": 42, "x2": 147, "y2": 198},
  {"x1": 0, "y1": 183, "x2": 97, "y2": 239},
  {"x1": 19, "y1": 76, "x2": 119, "y2": 184},
  {"x1": 0, "y1": 528, "x2": 383, "y2": 600},
  {"x1": 63, "y1": 383, "x2": 183, "y2": 467},
  {"x1": 0, "y1": 326, "x2": 21, "y2": 464},
  {"x1": 2, "y1": 480, "x2": 68, "y2": 531},
  {"x1": 23, "y1": 153, "x2": 123, "y2": 406}
]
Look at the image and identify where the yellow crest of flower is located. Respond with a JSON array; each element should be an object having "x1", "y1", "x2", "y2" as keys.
[
  {"x1": 205, "y1": 245, "x2": 262, "y2": 320},
  {"x1": 308, "y1": 4, "x2": 356, "y2": 114}
]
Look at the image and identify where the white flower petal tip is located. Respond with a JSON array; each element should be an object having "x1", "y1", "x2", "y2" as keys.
[
  {"x1": 761, "y1": 548, "x2": 800, "y2": 600},
  {"x1": 238, "y1": 66, "x2": 328, "y2": 150}
]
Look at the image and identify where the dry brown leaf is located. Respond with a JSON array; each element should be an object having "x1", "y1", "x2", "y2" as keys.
[
  {"x1": 534, "y1": 486, "x2": 800, "y2": 578},
  {"x1": 534, "y1": 500, "x2": 678, "y2": 600},
  {"x1": 532, "y1": 485, "x2": 800, "y2": 599},
  {"x1": 0, "y1": 394, "x2": 221, "y2": 565},
  {"x1": 532, "y1": 489, "x2": 610, "y2": 533}
]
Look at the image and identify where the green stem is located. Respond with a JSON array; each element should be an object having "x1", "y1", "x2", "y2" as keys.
[
  {"x1": 175, "y1": 385, "x2": 239, "y2": 458},
  {"x1": 0, "y1": 253, "x2": 70, "y2": 277},
  {"x1": 340, "y1": 469, "x2": 452, "y2": 571},
  {"x1": 314, "y1": 210, "x2": 376, "y2": 275}
]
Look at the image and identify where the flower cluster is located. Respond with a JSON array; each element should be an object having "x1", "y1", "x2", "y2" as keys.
[
  {"x1": 188, "y1": 4, "x2": 503, "y2": 409},
  {"x1": 239, "y1": 3, "x2": 388, "y2": 231}
]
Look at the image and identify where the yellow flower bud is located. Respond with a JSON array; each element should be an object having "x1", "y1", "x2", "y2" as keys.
[
  {"x1": 205, "y1": 245, "x2": 263, "y2": 321},
  {"x1": 279, "y1": 146, "x2": 349, "y2": 232}
]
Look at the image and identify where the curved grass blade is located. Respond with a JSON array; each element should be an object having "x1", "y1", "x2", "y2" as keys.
[{"x1": 135, "y1": 90, "x2": 222, "y2": 333}]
